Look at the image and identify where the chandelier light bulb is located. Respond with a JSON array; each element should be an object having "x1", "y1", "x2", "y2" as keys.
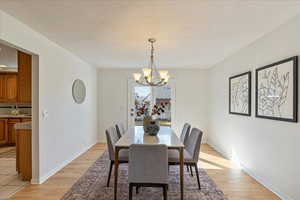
[
  {"x1": 164, "y1": 75, "x2": 170, "y2": 83},
  {"x1": 159, "y1": 70, "x2": 168, "y2": 79},
  {"x1": 143, "y1": 68, "x2": 152, "y2": 78},
  {"x1": 133, "y1": 73, "x2": 142, "y2": 81}
]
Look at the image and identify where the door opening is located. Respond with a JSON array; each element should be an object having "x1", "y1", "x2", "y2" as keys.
[{"x1": 128, "y1": 80, "x2": 175, "y2": 128}]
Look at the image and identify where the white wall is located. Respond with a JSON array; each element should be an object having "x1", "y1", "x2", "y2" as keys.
[
  {"x1": 208, "y1": 15, "x2": 300, "y2": 200},
  {"x1": 2, "y1": 8, "x2": 298, "y2": 199},
  {"x1": 0, "y1": 10, "x2": 98, "y2": 183},
  {"x1": 98, "y1": 68, "x2": 209, "y2": 143}
]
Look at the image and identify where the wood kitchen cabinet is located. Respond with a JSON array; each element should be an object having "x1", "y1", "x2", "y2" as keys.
[
  {"x1": 0, "y1": 74, "x2": 18, "y2": 103},
  {"x1": 0, "y1": 51, "x2": 31, "y2": 104},
  {"x1": 7, "y1": 118, "x2": 21, "y2": 145},
  {"x1": 0, "y1": 118, "x2": 31, "y2": 146},
  {"x1": 16, "y1": 128, "x2": 32, "y2": 181},
  {"x1": 0, "y1": 119, "x2": 8, "y2": 145},
  {"x1": 0, "y1": 76, "x2": 6, "y2": 101},
  {"x1": 18, "y1": 51, "x2": 32, "y2": 104},
  {"x1": 21, "y1": 118, "x2": 32, "y2": 122},
  {"x1": 5, "y1": 74, "x2": 18, "y2": 102}
]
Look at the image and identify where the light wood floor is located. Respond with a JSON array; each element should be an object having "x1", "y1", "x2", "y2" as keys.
[{"x1": 9, "y1": 144, "x2": 280, "y2": 200}]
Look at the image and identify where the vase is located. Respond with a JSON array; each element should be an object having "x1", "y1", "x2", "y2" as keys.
[
  {"x1": 143, "y1": 116, "x2": 152, "y2": 132},
  {"x1": 145, "y1": 120, "x2": 160, "y2": 136}
]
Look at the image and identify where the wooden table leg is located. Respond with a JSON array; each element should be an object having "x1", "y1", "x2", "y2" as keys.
[
  {"x1": 114, "y1": 147, "x2": 120, "y2": 200},
  {"x1": 179, "y1": 147, "x2": 184, "y2": 200}
]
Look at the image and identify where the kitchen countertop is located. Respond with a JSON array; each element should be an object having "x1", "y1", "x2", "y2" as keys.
[
  {"x1": 0, "y1": 114, "x2": 32, "y2": 118},
  {"x1": 14, "y1": 121, "x2": 32, "y2": 130}
]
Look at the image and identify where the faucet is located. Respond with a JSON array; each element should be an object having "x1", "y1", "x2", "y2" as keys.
[{"x1": 10, "y1": 105, "x2": 20, "y2": 115}]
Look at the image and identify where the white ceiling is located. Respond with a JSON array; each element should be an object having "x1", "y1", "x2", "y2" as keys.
[{"x1": 1, "y1": 0, "x2": 300, "y2": 69}]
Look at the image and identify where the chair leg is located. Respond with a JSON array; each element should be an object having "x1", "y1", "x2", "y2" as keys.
[
  {"x1": 186, "y1": 165, "x2": 189, "y2": 172},
  {"x1": 163, "y1": 185, "x2": 168, "y2": 200},
  {"x1": 129, "y1": 183, "x2": 133, "y2": 200},
  {"x1": 136, "y1": 186, "x2": 140, "y2": 194},
  {"x1": 194, "y1": 163, "x2": 201, "y2": 190},
  {"x1": 106, "y1": 161, "x2": 114, "y2": 187},
  {"x1": 190, "y1": 165, "x2": 193, "y2": 177}
]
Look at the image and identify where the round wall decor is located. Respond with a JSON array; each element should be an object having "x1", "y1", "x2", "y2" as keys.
[{"x1": 72, "y1": 79, "x2": 86, "y2": 104}]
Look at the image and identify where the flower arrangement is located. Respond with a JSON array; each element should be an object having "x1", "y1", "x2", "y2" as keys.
[
  {"x1": 135, "y1": 96, "x2": 169, "y2": 135},
  {"x1": 136, "y1": 101, "x2": 168, "y2": 118},
  {"x1": 151, "y1": 103, "x2": 168, "y2": 116}
]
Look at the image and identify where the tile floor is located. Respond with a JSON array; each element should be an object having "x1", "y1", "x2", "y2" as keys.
[{"x1": 0, "y1": 146, "x2": 29, "y2": 200}]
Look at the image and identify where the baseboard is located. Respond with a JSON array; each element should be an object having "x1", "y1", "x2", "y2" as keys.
[
  {"x1": 98, "y1": 137, "x2": 106, "y2": 143},
  {"x1": 240, "y1": 164, "x2": 294, "y2": 200},
  {"x1": 206, "y1": 140, "x2": 231, "y2": 159},
  {"x1": 32, "y1": 142, "x2": 97, "y2": 184},
  {"x1": 30, "y1": 178, "x2": 40, "y2": 184},
  {"x1": 207, "y1": 140, "x2": 295, "y2": 200}
]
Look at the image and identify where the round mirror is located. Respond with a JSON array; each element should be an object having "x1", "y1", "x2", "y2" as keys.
[{"x1": 72, "y1": 79, "x2": 86, "y2": 104}]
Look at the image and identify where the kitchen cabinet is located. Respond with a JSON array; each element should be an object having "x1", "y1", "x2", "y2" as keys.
[
  {"x1": 0, "y1": 119, "x2": 8, "y2": 145},
  {"x1": 16, "y1": 128, "x2": 32, "y2": 181},
  {"x1": 21, "y1": 118, "x2": 32, "y2": 122},
  {"x1": 5, "y1": 74, "x2": 18, "y2": 102},
  {"x1": 0, "y1": 74, "x2": 18, "y2": 103},
  {"x1": 18, "y1": 51, "x2": 32, "y2": 104},
  {"x1": 0, "y1": 76, "x2": 6, "y2": 101},
  {"x1": 7, "y1": 118, "x2": 21, "y2": 145},
  {"x1": 0, "y1": 118, "x2": 31, "y2": 146},
  {"x1": 0, "y1": 51, "x2": 31, "y2": 104}
]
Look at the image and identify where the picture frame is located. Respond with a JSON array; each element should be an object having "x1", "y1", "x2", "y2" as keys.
[
  {"x1": 255, "y1": 56, "x2": 298, "y2": 122},
  {"x1": 229, "y1": 71, "x2": 251, "y2": 116}
]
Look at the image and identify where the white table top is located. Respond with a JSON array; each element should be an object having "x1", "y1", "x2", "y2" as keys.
[{"x1": 115, "y1": 126, "x2": 184, "y2": 149}]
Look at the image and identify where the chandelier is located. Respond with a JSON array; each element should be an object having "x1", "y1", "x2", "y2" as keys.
[{"x1": 133, "y1": 38, "x2": 169, "y2": 87}]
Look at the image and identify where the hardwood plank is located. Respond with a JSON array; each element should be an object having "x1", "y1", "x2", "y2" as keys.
[{"x1": 10, "y1": 143, "x2": 280, "y2": 200}]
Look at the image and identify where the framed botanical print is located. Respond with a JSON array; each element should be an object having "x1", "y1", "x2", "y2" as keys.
[
  {"x1": 229, "y1": 71, "x2": 251, "y2": 116},
  {"x1": 256, "y1": 56, "x2": 298, "y2": 122}
]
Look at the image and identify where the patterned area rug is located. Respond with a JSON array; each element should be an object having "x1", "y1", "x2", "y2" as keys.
[{"x1": 62, "y1": 151, "x2": 227, "y2": 200}]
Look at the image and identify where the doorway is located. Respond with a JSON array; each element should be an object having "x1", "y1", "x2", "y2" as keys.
[
  {"x1": 128, "y1": 79, "x2": 175, "y2": 128},
  {"x1": 0, "y1": 39, "x2": 38, "y2": 199}
]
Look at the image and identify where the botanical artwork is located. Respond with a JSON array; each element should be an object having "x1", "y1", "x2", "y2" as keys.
[
  {"x1": 229, "y1": 72, "x2": 251, "y2": 116},
  {"x1": 256, "y1": 56, "x2": 298, "y2": 122}
]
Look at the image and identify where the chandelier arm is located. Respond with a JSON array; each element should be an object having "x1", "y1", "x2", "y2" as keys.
[
  {"x1": 145, "y1": 76, "x2": 151, "y2": 85},
  {"x1": 155, "y1": 79, "x2": 166, "y2": 86},
  {"x1": 138, "y1": 78, "x2": 166, "y2": 87},
  {"x1": 136, "y1": 80, "x2": 151, "y2": 86},
  {"x1": 136, "y1": 80, "x2": 166, "y2": 87}
]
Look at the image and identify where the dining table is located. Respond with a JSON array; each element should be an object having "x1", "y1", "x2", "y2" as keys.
[{"x1": 114, "y1": 126, "x2": 185, "y2": 200}]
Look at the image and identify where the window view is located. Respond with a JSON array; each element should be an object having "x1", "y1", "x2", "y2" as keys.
[{"x1": 134, "y1": 85, "x2": 171, "y2": 127}]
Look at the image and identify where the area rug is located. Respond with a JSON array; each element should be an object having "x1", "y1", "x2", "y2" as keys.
[{"x1": 61, "y1": 151, "x2": 227, "y2": 200}]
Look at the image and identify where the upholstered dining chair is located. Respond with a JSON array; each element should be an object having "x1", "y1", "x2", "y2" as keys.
[
  {"x1": 116, "y1": 121, "x2": 127, "y2": 138},
  {"x1": 179, "y1": 123, "x2": 191, "y2": 172},
  {"x1": 105, "y1": 126, "x2": 128, "y2": 187},
  {"x1": 168, "y1": 128, "x2": 203, "y2": 190},
  {"x1": 180, "y1": 123, "x2": 191, "y2": 145},
  {"x1": 128, "y1": 144, "x2": 168, "y2": 200}
]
